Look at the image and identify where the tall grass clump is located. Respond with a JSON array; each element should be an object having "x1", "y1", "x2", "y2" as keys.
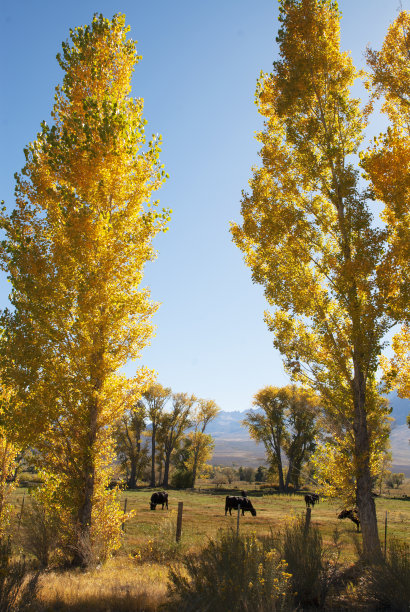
[
  {"x1": 167, "y1": 529, "x2": 294, "y2": 612},
  {"x1": 130, "y1": 511, "x2": 182, "y2": 564},
  {"x1": 19, "y1": 497, "x2": 60, "y2": 567},
  {"x1": 280, "y1": 515, "x2": 341, "y2": 609},
  {"x1": 0, "y1": 538, "x2": 39, "y2": 611},
  {"x1": 365, "y1": 538, "x2": 410, "y2": 611}
]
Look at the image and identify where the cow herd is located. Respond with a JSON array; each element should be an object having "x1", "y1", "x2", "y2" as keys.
[{"x1": 149, "y1": 490, "x2": 360, "y2": 531}]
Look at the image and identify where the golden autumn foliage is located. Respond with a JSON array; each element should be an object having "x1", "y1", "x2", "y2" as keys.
[
  {"x1": 244, "y1": 385, "x2": 319, "y2": 492},
  {"x1": 361, "y1": 11, "x2": 410, "y2": 402},
  {"x1": 187, "y1": 399, "x2": 220, "y2": 486},
  {"x1": 0, "y1": 383, "x2": 19, "y2": 538},
  {"x1": 0, "y1": 14, "x2": 169, "y2": 565},
  {"x1": 231, "y1": 0, "x2": 398, "y2": 558}
]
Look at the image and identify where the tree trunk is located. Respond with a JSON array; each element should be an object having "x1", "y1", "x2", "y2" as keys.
[
  {"x1": 73, "y1": 399, "x2": 98, "y2": 567},
  {"x1": 157, "y1": 458, "x2": 163, "y2": 486},
  {"x1": 276, "y1": 451, "x2": 285, "y2": 492},
  {"x1": 352, "y1": 366, "x2": 382, "y2": 560},
  {"x1": 191, "y1": 451, "x2": 198, "y2": 488},
  {"x1": 284, "y1": 457, "x2": 294, "y2": 491},
  {"x1": 128, "y1": 454, "x2": 137, "y2": 489},
  {"x1": 163, "y1": 451, "x2": 171, "y2": 488},
  {"x1": 150, "y1": 425, "x2": 156, "y2": 487}
]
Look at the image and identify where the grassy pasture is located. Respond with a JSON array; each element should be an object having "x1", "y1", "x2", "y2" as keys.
[
  {"x1": 120, "y1": 488, "x2": 410, "y2": 559},
  {"x1": 8, "y1": 486, "x2": 410, "y2": 610},
  {"x1": 10, "y1": 486, "x2": 410, "y2": 560}
]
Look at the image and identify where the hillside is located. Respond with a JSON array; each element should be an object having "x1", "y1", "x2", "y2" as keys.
[{"x1": 210, "y1": 396, "x2": 410, "y2": 474}]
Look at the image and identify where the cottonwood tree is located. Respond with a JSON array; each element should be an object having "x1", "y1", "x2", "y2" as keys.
[
  {"x1": 0, "y1": 14, "x2": 169, "y2": 565},
  {"x1": 138, "y1": 383, "x2": 171, "y2": 487},
  {"x1": 0, "y1": 382, "x2": 19, "y2": 538},
  {"x1": 244, "y1": 386, "x2": 319, "y2": 492},
  {"x1": 231, "y1": 0, "x2": 396, "y2": 558},
  {"x1": 115, "y1": 403, "x2": 149, "y2": 488},
  {"x1": 157, "y1": 392, "x2": 194, "y2": 488},
  {"x1": 362, "y1": 11, "x2": 410, "y2": 403},
  {"x1": 188, "y1": 399, "x2": 220, "y2": 487},
  {"x1": 311, "y1": 385, "x2": 391, "y2": 506}
]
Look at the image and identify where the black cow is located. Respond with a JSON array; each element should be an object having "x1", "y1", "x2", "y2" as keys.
[
  {"x1": 338, "y1": 508, "x2": 360, "y2": 532},
  {"x1": 150, "y1": 491, "x2": 168, "y2": 510},
  {"x1": 304, "y1": 493, "x2": 320, "y2": 508},
  {"x1": 225, "y1": 495, "x2": 256, "y2": 517}
]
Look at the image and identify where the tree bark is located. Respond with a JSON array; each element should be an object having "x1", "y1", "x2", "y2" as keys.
[
  {"x1": 128, "y1": 454, "x2": 137, "y2": 489},
  {"x1": 73, "y1": 398, "x2": 98, "y2": 567},
  {"x1": 352, "y1": 365, "x2": 382, "y2": 560},
  {"x1": 276, "y1": 448, "x2": 285, "y2": 492},
  {"x1": 163, "y1": 450, "x2": 171, "y2": 488},
  {"x1": 150, "y1": 424, "x2": 156, "y2": 487}
]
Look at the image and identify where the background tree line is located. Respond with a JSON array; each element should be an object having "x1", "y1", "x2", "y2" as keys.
[{"x1": 114, "y1": 382, "x2": 219, "y2": 489}]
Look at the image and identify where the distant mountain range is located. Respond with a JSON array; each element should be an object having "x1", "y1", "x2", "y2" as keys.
[{"x1": 209, "y1": 394, "x2": 410, "y2": 475}]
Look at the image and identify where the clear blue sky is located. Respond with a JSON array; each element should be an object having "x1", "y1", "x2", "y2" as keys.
[{"x1": 0, "y1": 1, "x2": 407, "y2": 413}]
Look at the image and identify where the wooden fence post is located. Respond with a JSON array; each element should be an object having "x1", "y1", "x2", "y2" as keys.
[
  {"x1": 17, "y1": 492, "x2": 25, "y2": 533},
  {"x1": 304, "y1": 507, "x2": 311, "y2": 536},
  {"x1": 384, "y1": 511, "x2": 388, "y2": 557},
  {"x1": 122, "y1": 498, "x2": 128, "y2": 532},
  {"x1": 176, "y1": 502, "x2": 183, "y2": 542}
]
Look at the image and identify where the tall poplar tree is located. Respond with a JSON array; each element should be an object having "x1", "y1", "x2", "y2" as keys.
[
  {"x1": 231, "y1": 0, "x2": 396, "y2": 558},
  {"x1": 0, "y1": 14, "x2": 170, "y2": 565},
  {"x1": 362, "y1": 10, "x2": 410, "y2": 402}
]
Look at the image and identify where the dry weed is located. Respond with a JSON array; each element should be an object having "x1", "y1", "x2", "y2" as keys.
[{"x1": 36, "y1": 558, "x2": 168, "y2": 611}]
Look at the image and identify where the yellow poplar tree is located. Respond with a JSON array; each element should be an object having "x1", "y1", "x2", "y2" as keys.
[
  {"x1": 187, "y1": 399, "x2": 220, "y2": 487},
  {"x1": 0, "y1": 381, "x2": 19, "y2": 539},
  {"x1": 231, "y1": 0, "x2": 395, "y2": 558},
  {"x1": 0, "y1": 13, "x2": 169, "y2": 565},
  {"x1": 361, "y1": 11, "x2": 410, "y2": 402}
]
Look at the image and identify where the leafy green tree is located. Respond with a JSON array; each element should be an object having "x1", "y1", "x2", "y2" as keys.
[{"x1": 255, "y1": 466, "x2": 268, "y2": 483}]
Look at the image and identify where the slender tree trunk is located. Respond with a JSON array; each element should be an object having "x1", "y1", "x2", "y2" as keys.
[
  {"x1": 191, "y1": 451, "x2": 198, "y2": 488},
  {"x1": 275, "y1": 445, "x2": 285, "y2": 492},
  {"x1": 157, "y1": 457, "x2": 163, "y2": 486},
  {"x1": 163, "y1": 450, "x2": 171, "y2": 488},
  {"x1": 128, "y1": 453, "x2": 137, "y2": 489},
  {"x1": 150, "y1": 424, "x2": 156, "y2": 487},
  {"x1": 352, "y1": 365, "x2": 382, "y2": 560},
  {"x1": 284, "y1": 454, "x2": 294, "y2": 491}
]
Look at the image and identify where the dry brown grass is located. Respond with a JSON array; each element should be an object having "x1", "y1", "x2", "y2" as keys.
[{"x1": 36, "y1": 558, "x2": 168, "y2": 611}]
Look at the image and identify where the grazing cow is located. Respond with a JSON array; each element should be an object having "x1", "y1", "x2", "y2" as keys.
[
  {"x1": 304, "y1": 493, "x2": 319, "y2": 508},
  {"x1": 338, "y1": 508, "x2": 360, "y2": 532},
  {"x1": 225, "y1": 495, "x2": 256, "y2": 517},
  {"x1": 150, "y1": 491, "x2": 168, "y2": 511}
]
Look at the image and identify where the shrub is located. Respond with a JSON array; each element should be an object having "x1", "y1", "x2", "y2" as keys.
[
  {"x1": 280, "y1": 514, "x2": 341, "y2": 609},
  {"x1": 0, "y1": 538, "x2": 40, "y2": 611},
  {"x1": 366, "y1": 538, "x2": 410, "y2": 611},
  {"x1": 167, "y1": 529, "x2": 294, "y2": 611},
  {"x1": 19, "y1": 497, "x2": 60, "y2": 567},
  {"x1": 171, "y1": 469, "x2": 193, "y2": 489}
]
